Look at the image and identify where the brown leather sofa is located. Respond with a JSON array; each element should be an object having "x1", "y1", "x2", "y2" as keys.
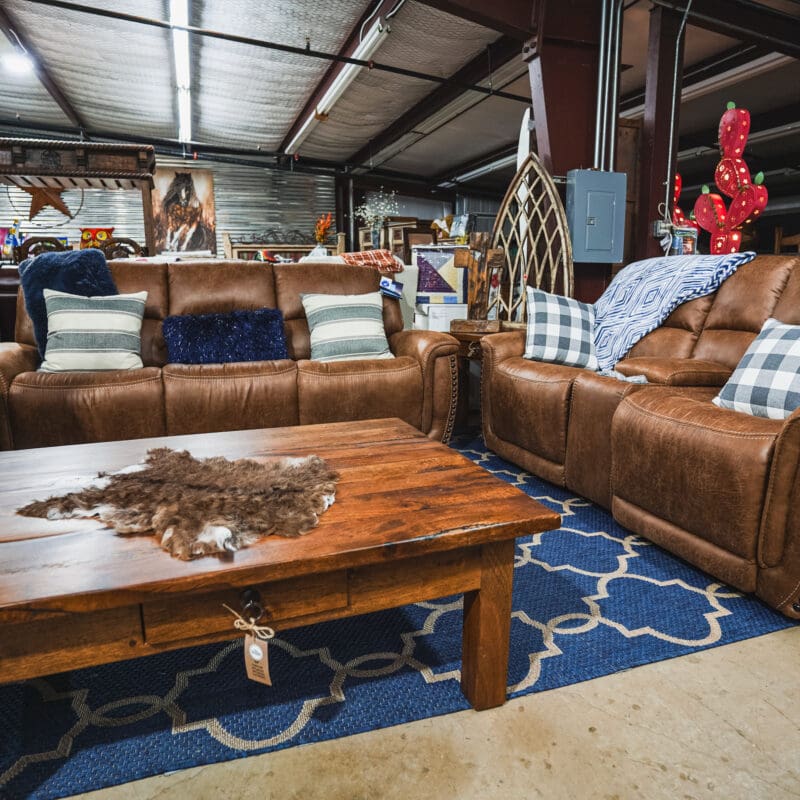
[
  {"x1": 0, "y1": 260, "x2": 459, "y2": 450},
  {"x1": 481, "y1": 254, "x2": 800, "y2": 618}
]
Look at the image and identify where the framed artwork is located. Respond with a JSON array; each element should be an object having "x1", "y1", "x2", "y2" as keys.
[{"x1": 152, "y1": 168, "x2": 217, "y2": 254}]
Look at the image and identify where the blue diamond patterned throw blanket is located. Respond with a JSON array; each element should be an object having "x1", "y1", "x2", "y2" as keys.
[{"x1": 593, "y1": 252, "x2": 756, "y2": 371}]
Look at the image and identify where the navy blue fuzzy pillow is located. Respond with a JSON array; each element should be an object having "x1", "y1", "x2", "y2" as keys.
[
  {"x1": 19, "y1": 249, "x2": 118, "y2": 357},
  {"x1": 162, "y1": 308, "x2": 289, "y2": 364}
]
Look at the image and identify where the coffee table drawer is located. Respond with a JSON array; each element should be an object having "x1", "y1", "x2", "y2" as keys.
[{"x1": 141, "y1": 570, "x2": 349, "y2": 645}]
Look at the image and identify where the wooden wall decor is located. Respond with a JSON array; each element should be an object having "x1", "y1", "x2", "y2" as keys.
[
  {"x1": 489, "y1": 152, "x2": 574, "y2": 324},
  {"x1": 0, "y1": 138, "x2": 157, "y2": 255}
]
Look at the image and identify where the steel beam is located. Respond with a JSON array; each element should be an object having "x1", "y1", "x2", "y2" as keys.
[
  {"x1": 635, "y1": 5, "x2": 686, "y2": 260},
  {"x1": 525, "y1": 0, "x2": 602, "y2": 176},
  {"x1": 650, "y1": 0, "x2": 800, "y2": 60},
  {"x1": 349, "y1": 35, "x2": 523, "y2": 169},
  {"x1": 413, "y1": 0, "x2": 536, "y2": 39},
  {"x1": 0, "y1": 5, "x2": 88, "y2": 134}
]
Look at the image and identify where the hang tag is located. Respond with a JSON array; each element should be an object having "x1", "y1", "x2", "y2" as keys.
[{"x1": 244, "y1": 633, "x2": 272, "y2": 685}]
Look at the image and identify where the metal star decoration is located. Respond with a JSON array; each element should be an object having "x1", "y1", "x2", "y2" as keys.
[{"x1": 20, "y1": 186, "x2": 72, "y2": 220}]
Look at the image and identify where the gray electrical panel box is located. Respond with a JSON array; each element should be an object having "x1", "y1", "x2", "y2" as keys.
[{"x1": 566, "y1": 170, "x2": 627, "y2": 263}]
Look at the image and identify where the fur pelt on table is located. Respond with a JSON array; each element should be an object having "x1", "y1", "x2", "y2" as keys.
[{"x1": 17, "y1": 448, "x2": 339, "y2": 560}]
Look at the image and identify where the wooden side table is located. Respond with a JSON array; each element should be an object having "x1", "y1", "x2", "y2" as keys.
[{"x1": 449, "y1": 321, "x2": 500, "y2": 434}]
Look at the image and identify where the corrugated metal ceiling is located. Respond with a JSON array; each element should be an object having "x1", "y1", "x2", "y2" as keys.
[
  {"x1": 192, "y1": 0, "x2": 365, "y2": 149},
  {"x1": 4, "y1": 0, "x2": 176, "y2": 139},
  {"x1": 298, "y1": 0, "x2": 502, "y2": 161}
]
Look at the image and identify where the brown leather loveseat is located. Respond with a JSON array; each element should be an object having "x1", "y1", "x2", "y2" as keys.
[
  {"x1": 481, "y1": 254, "x2": 800, "y2": 618},
  {"x1": 0, "y1": 260, "x2": 459, "y2": 450}
]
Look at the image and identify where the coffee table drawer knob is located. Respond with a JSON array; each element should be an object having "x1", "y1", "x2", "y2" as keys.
[{"x1": 241, "y1": 588, "x2": 265, "y2": 622}]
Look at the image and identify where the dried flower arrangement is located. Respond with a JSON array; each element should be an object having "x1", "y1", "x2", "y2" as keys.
[
  {"x1": 314, "y1": 212, "x2": 334, "y2": 244},
  {"x1": 354, "y1": 188, "x2": 399, "y2": 228}
]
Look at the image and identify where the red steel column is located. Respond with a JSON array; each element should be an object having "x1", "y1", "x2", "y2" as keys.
[
  {"x1": 525, "y1": 0, "x2": 602, "y2": 176},
  {"x1": 635, "y1": 5, "x2": 686, "y2": 260},
  {"x1": 525, "y1": 0, "x2": 604, "y2": 301}
]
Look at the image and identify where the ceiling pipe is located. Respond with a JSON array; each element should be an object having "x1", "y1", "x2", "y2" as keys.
[
  {"x1": 605, "y1": 0, "x2": 624, "y2": 170},
  {"x1": 593, "y1": 0, "x2": 610, "y2": 170}
]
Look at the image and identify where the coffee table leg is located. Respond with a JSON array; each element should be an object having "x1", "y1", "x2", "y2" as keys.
[{"x1": 460, "y1": 539, "x2": 515, "y2": 710}]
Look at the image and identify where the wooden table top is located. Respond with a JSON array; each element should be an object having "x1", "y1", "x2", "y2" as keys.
[{"x1": 0, "y1": 419, "x2": 560, "y2": 615}]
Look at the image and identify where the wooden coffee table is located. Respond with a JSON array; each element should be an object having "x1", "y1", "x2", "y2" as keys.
[{"x1": 0, "y1": 419, "x2": 560, "y2": 710}]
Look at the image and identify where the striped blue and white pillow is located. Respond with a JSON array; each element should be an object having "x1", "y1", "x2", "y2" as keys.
[
  {"x1": 39, "y1": 288, "x2": 147, "y2": 372},
  {"x1": 524, "y1": 287, "x2": 599, "y2": 369},
  {"x1": 713, "y1": 318, "x2": 800, "y2": 419},
  {"x1": 301, "y1": 291, "x2": 394, "y2": 362}
]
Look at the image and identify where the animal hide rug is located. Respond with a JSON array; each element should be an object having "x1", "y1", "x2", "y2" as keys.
[{"x1": 17, "y1": 448, "x2": 339, "y2": 560}]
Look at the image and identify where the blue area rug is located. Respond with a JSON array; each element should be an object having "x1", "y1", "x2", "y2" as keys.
[{"x1": 1, "y1": 436, "x2": 795, "y2": 799}]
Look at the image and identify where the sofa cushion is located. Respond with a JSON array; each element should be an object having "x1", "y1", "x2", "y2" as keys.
[
  {"x1": 713, "y1": 318, "x2": 800, "y2": 419},
  {"x1": 167, "y1": 262, "x2": 277, "y2": 316},
  {"x1": 19, "y1": 248, "x2": 118, "y2": 356},
  {"x1": 162, "y1": 307, "x2": 288, "y2": 364},
  {"x1": 163, "y1": 361, "x2": 298, "y2": 435},
  {"x1": 297, "y1": 356, "x2": 422, "y2": 429},
  {"x1": 39, "y1": 289, "x2": 147, "y2": 373},
  {"x1": 302, "y1": 291, "x2": 393, "y2": 362},
  {"x1": 9, "y1": 367, "x2": 165, "y2": 448},
  {"x1": 615, "y1": 357, "x2": 731, "y2": 386},
  {"x1": 593, "y1": 251, "x2": 755, "y2": 370},
  {"x1": 524, "y1": 287, "x2": 598, "y2": 369},
  {"x1": 692, "y1": 255, "x2": 795, "y2": 369},
  {"x1": 626, "y1": 295, "x2": 714, "y2": 359}
]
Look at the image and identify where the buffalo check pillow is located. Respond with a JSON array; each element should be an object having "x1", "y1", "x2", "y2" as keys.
[
  {"x1": 301, "y1": 291, "x2": 394, "y2": 362},
  {"x1": 713, "y1": 318, "x2": 800, "y2": 419},
  {"x1": 39, "y1": 288, "x2": 147, "y2": 372},
  {"x1": 524, "y1": 287, "x2": 599, "y2": 370}
]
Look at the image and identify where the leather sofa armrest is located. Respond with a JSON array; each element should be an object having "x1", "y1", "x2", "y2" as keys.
[
  {"x1": 0, "y1": 342, "x2": 39, "y2": 450},
  {"x1": 479, "y1": 330, "x2": 526, "y2": 364},
  {"x1": 389, "y1": 330, "x2": 459, "y2": 441},
  {"x1": 757, "y1": 407, "x2": 800, "y2": 616},
  {"x1": 615, "y1": 357, "x2": 732, "y2": 386}
]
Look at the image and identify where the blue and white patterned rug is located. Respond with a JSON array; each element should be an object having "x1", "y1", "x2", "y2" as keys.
[{"x1": 1, "y1": 436, "x2": 795, "y2": 800}]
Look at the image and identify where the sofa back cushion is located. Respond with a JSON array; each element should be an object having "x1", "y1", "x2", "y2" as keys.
[
  {"x1": 692, "y1": 255, "x2": 796, "y2": 369},
  {"x1": 112, "y1": 261, "x2": 169, "y2": 366},
  {"x1": 274, "y1": 262, "x2": 404, "y2": 360},
  {"x1": 14, "y1": 260, "x2": 169, "y2": 367},
  {"x1": 626, "y1": 294, "x2": 714, "y2": 360}
]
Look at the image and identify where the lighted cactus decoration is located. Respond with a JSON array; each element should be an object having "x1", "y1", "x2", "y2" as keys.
[
  {"x1": 671, "y1": 172, "x2": 699, "y2": 231},
  {"x1": 692, "y1": 102, "x2": 768, "y2": 254}
]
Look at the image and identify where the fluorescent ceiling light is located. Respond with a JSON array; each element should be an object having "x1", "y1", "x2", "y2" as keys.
[
  {"x1": 445, "y1": 153, "x2": 517, "y2": 186},
  {"x1": 2, "y1": 51, "x2": 34, "y2": 74},
  {"x1": 170, "y1": 0, "x2": 192, "y2": 143},
  {"x1": 285, "y1": 19, "x2": 390, "y2": 155},
  {"x1": 620, "y1": 52, "x2": 792, "y2": 120}
]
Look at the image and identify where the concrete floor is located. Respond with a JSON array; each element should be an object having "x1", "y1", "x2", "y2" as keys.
[{"x1": 69, "y1": 626, "x2": 800, "y2": 800}]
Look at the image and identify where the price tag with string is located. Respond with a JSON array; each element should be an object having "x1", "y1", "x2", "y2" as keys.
[{"x1": 223, "y1": 601, "x2": 275, "y2": 686}]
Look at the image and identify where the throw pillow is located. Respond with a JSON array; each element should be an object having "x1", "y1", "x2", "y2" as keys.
[
  {"x1": 340, "y1": 249, "x2": 403, "y2": 273},
  {"x1": 524, "y1": 287, "x2": 599, "y2": 370},
  {"x1": 593, "y1": 251, "x2": 756, "y2": 371},
  {"x1": 19, "y1": 248, "x2": 118, "y2": 357},
  {"x1": 712, "y1": 318, "x2": 800, "y2": 419},
  {"x1": 39, "y1": 289, "x2": 147, "y2": 372},
  {"x1": 162, "y1": 308, "x2": 289, "y2": 364},
  {"x1": 301, "y1": 291, "x2": 394, "y2": 362}
]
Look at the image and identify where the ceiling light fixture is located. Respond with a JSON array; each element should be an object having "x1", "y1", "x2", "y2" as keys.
[
  {"x1": 285, "y1": 18, "x2": 391, "y2": 155},
  {"x1": 170, "y1": 0, "x2": 192, "y2": 144},
  {"x1": 2, "y1": 50, "x2": 34, "y2": 74},
  {"x1": 439, "y1": 153, "x2": 518, "y2": 187}
]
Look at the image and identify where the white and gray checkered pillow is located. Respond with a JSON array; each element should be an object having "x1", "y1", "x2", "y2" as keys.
[
  {"x1": 713, "y1": 318, "x2": 800, "y2": 419},
  {"x1": 524, "y1": 287, "x2": 599, "y2": 370}
]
